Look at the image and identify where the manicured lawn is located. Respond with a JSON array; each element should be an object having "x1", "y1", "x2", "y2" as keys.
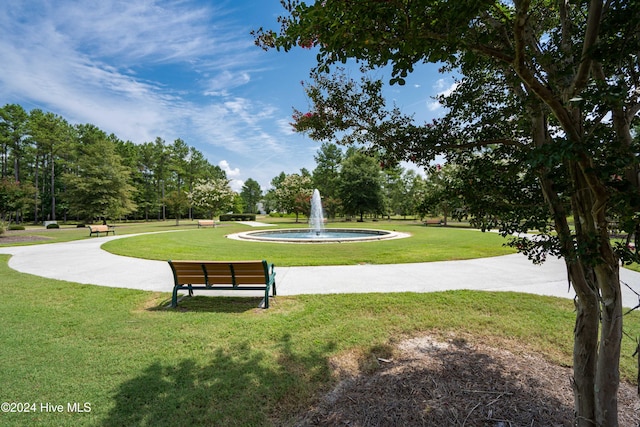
[
  {"x1": 102, "y1": 220, "x2": 516, "y2": 266},
  {"x1": 1, "y1": 254, "x2": 638, "y2": 426},
  {"x1": 0, "y1": 221, "x2": 193, "y2": 246}
]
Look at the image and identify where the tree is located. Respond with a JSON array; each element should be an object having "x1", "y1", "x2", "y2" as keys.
[
  {"x1": 152, "y1": 137, "x2": 171, "y2": 221},
  {"x1": 188, "y1": 178, "x2": 235, "y2": 220},
  {"x1": 136, "y1": 142, "x2": 161, "y2": 221},
  {"x1": 399, "y1": 169, "x2": 427, "y2": 220},
  {"x1": 29, "y1": 110, "x2": 72, "y2": 222},
  {"x1": 338, "y1": 149, "x2": 384, "y2": 221},
  {"x1": 63, "y1": 125, "x2": 137, "y2": 222},
  {"x1": 380, "y1": 163, "x2": 404, "y2": 219},
  {"x1": 240, "y1": 178, "x2": 263, "y2": 213},
  {"x1": 273, "y1": 173, "x2": 313, "y2": 222},
  {"x1": 0, "y1": 104, "x2": 29, "y2": 182},
  {"x1": 312, "y1": 142, "x2": 343, "y2": 218},
  {"x1": 165, "y1": 190, "x2": 188, "y2": 226},
  {"x1": 185, "y1": 146, "x2": 221, "y2": 219},
  {"x1": 0, "y1": 178, "x2": 33, "y2": 225},
  {"x1": 257, "y1": 1, "x2": 640, "y2": 424},
  {"x1": 420, "y1": 164, "x2": 464, "y2": 225}
]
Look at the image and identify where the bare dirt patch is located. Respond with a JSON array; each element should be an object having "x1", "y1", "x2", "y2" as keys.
[
  {"x1": 296, "y1": 335, "x2": 640, "y2": 426},
  {"x1": 0, "y1": 234, "x2": 51, "y2": 244}
]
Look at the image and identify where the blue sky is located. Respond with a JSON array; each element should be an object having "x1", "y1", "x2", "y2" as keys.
[{"x1": 0, "y1": 0, "x2": 454, "y2": 191}]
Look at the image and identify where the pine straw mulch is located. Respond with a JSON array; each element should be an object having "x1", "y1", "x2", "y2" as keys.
[{"x1": 294, "y1": 335, "x2": 640, "y2": 427}]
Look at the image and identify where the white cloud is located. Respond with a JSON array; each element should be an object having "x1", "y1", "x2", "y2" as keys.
[
  {"x1": 219, "y1": 160, "x2": 241, "y2": 178},
  {"x1": 276, "y1": 118, "x2": 296, "y2": 135},
  {"x1": 229, "y1": 179, "x2": 244, "y2": 193},
  {"x1": 427, "y1": 79, "x2": 459, "y2": 112},
  {"x1": 204, "y1": 71, "x2": 251, "y2": 97},
  {"x1": 0, "y1": 0, "x2": 266, "y2": 146},
  {"x1": 219, "y1": 159, "x2": 244, "y2": 192}
]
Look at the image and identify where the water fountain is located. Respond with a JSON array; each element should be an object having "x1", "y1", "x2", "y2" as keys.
[
  {"x1": 309, "y1": 188, "x2": 325, "y2": 236},
  {"x1": 228, "y1": 189, "x2": 409, "y2": 243}
]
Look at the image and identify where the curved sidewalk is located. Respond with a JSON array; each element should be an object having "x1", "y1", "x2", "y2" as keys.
[{"x1": 1, "y1": 234, "x2": 639, "y2": 309}]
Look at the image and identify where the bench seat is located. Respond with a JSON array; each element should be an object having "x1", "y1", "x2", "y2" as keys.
[
  {"x1": 168, "y1": 260, "x2": 276, "y2": 308},
  {"x1": 88, "y1": 225, "x2": 115, "y2": 236},
  {"x1": 197, "y1": 220, "x2": 216, "y2": 228}
]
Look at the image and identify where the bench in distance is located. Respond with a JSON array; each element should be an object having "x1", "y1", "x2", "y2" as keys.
[
  {"x1": 197, "y1": 220, "x2": 216, "y2": 228},
  {"x1": 168, "y1": 260, "x2": 276, "y2": 308},
  {"x1": 88, "y1": 224, "x2": 115, "y2": 237}
]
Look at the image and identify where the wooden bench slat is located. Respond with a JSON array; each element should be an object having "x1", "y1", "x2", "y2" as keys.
[
  {"x1": 168, "y1": 260, "x2": 276, "y2": 308},
  {"x1": 88, "y1": 224, "x2": 115, "y2": 237}
]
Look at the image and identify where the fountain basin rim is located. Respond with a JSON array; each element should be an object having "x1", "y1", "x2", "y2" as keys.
[{"x1": 227, "y1": 228, "x2": 410, "y2": 243}]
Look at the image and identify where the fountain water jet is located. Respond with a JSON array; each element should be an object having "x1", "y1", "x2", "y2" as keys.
[{"x1": 309, "y1": 189, "x2": 325, "y2": 235}]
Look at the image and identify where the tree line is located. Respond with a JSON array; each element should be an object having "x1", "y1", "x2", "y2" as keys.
[
  {"x1": 1, "y1": 103, "x2": 445, "y2": 226},
  {"x1": 0, "y1": 103, "x2": 230, "y2": 225}
]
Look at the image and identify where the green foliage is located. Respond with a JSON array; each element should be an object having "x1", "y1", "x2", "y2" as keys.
[
  {"x1": 45, "y1": 223, "x2": 59, "y2": 229},
  {"x1": 62, "y1": 126, "x2": 137, "y2": 221},
  {"x1": 339, "y1": 150, "x2": 384, "y2": 220},
  {"x1": 240, "y1": 178, "x2": 262, "y2": 214},
  {"x1": 0, "y1": 178, "x2": 32, "y2": 220}
]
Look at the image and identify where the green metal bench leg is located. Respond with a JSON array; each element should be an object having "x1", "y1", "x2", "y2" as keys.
[{"x1": 171, "y1": 286, "x2": 179, "y2": 307}]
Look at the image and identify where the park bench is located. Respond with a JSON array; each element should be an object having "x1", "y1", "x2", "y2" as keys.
[
  {"x1": 88, "y1": 224, "x2": 115, "y2": 237},
  {"x1": 168, "y1": 260, "x2": 276, "y2": 308},
  {"x1": 197, "y1": 220, "x2": 217, "y2": 228},
  {"x1": 423, "y1": 219, "x2": 443, "y2": 226}
]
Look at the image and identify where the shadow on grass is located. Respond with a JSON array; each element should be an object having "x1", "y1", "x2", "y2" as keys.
[
  {"x1": 100, "y1": 334, "x2": 336, "y2": 426},
  {"x1": 149, "y1": 296, "x2": 269, "y2": 314}
]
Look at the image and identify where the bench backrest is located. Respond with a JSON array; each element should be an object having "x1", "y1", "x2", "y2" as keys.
[
  {"x1": 169, "y1": 260, "x2": 269, "y2": 287},
  {"x1": 89, "y1": 225, "x2": 109, "y2": 232}
]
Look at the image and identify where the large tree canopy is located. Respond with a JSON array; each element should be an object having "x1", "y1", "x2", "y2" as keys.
[{"x1": 256, "y1": 1, "x2": 640, "y2": 425}]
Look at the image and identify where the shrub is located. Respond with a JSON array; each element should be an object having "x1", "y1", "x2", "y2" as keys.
[
  {"x1": 8, "y1": 225, "x2": 25, "y2": 231},
  {"x1": 219, "y1": 214, "x2": 256, "y2": 222},
  {"x1": 46, "y1": 223, "x2": 60, "y2": 229}
]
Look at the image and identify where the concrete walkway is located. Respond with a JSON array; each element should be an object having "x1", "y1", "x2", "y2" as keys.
[{"x1": 1, "y1": 233, "x2": 639, "y2": 309}]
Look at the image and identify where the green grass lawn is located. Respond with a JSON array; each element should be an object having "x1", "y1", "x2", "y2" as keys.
[
  {"x1": 1, "y1": 254, "x2": 638, "y2": 426},
  {"x1": 102, "y1": 220, "x2": 516, "y2": 265},
  {"x1": 1, "y1": 219, "x2": 639, "y2": 425}
]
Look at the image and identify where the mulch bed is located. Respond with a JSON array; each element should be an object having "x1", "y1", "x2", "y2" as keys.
[
  {"x1": 0, "y1": 234, "x2": 51, "y2": 244},
  {"x1": 295, "y1": 335, "x2": 640, "y2": 426}
]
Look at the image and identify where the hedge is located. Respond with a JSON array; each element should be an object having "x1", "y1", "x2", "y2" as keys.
[{"x1": 219, "y1": 214, "x2": 256, "y2": 222}]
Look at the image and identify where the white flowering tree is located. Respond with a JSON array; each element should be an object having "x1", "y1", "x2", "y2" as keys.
[{"x1": 188, "y1": 178, "x2": 235, "y2": 220}]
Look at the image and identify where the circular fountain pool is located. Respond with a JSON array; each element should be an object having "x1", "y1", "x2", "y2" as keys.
[{"x1": 227, "y1": 228, "x2": 409, "y2": 243}]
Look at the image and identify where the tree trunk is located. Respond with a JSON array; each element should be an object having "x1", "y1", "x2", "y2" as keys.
[
  {"x1": 538, "y1": 164, "x2": 621, "y2": 425},
  {"x1": 50, "y1": 152, "x2": 56, "y2": 221},
  {"x1": 34, "y1": 152, "x2": 39, "y2": 224},
  {"x1": 570, "y1": 264, "x2": 600, "y2": 427},
  {"x1": 594, "y1": 254, "x2": 622, "y2": 426}
]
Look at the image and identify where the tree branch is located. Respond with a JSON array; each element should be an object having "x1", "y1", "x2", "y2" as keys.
[{"x1": 570, "y1": 0, "x2": 604, "y2": 96}]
